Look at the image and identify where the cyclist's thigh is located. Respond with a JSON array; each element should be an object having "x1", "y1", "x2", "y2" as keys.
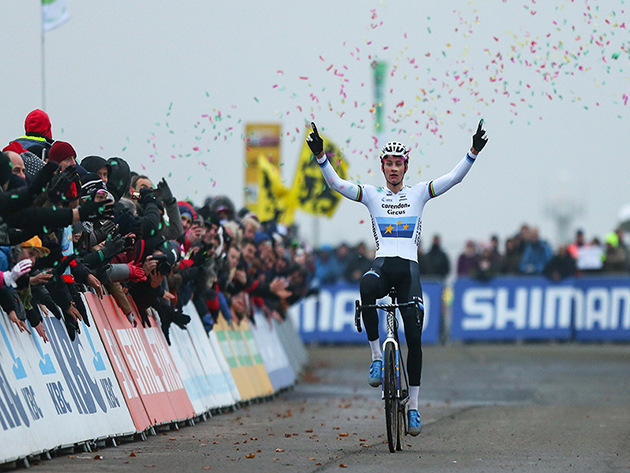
[{"x1": 360, "y1": 258, "x2": 392, "y2": 301}]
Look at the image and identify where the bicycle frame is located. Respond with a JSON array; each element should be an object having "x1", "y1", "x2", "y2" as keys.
[{"x1": 355, "y1": 292, "x2": 423, "y2": 451}]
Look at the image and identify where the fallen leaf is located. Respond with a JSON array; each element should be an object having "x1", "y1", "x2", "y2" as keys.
[
  {"x1": 202, "y1": 468, "x2": 211, "y2": 471},
  {"x1": 246, "y1": 453, "x2": 255, "y2": 459},
  {"x1": 340, "y1": 464, "x2": 347, "y2": 468},
  {"x1": 359, "y1": 438, "x2": 367, "y2": 441},
  {"x1": 305, "y1": 429, "x2": 313, "y2": 433},
  {"x1": 144, "y1": 465, "x2": 156, "y2": 468},
  {"x1": 275, "y1": 448, "x2": 284, "y2": 452},
  {"x1": 94, "y1": 455, "x2": 103, "y2": 460},
  {"x1": 129, "y1": 452, "x2": 137, "y2": 457},
  {"x1": 284, "y1": 434, "x2": 291, "y2": 438},
  {"x1": 339, "y1": 433, "x2": 349, "y2": 437},
  {"x1": 309, "y1": 457, "x2": 315, "y2": 461},
  {"x1": 169, "y1": 438, "x2": 176, "y2": 441}
]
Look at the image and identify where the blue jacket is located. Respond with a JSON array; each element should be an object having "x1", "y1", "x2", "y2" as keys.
[{"x1": 519, "y1": 240, "x2": 553, "y2": 274}]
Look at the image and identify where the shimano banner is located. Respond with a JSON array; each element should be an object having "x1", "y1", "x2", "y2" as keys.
[
  {"x1": 289, "y1": 281, "x2": 443, "y2": 344},
  {"x1": 451, "y1": 276, "x2": 630, "y2": 341}
]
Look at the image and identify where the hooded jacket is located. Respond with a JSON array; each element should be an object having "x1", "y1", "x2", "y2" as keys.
[{"x1": 13, "y1": 110, "x2": 54, "y2": 160}]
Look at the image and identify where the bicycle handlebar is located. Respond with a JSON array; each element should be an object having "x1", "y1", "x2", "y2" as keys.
[{"x1": 355, "y1": 297, "x2": 425, "y2": 332}]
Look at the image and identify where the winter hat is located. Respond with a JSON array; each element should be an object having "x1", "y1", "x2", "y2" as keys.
[
  {"x1": 24, "y1": 109, "x2": 52, "y2": 139},
  {"x1": 48, "y1": 141, "x2": 76, "y2": 164},
  {"x1": 21, "y1": 236, "x2": 50, "y2": 257},
  {"x1": 179, "y1": 204, "x2": 193, "y2": 221},
  {"x1": 21, "y1": 151, "x2": 46, "y2": 183},
  {"x1": 80, "y1": 155, "x2": 112, "y2": 176},
  {"x1": 2, "y1": 141, "x2": 26, "y2": 155},
  {"x1": 80, "y1": 172, "x2": 114, "y2": 201},
  {"x1": 0, "y1": 152, "x2": 12, "y2": 186},
  {"x1": 106, "y1": 157, "x2": 131, "y2": 201}
]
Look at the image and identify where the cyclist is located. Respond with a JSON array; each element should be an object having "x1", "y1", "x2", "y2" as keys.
[{"x1": 306, "y1": 120, "x2": 488, "y2": 436}]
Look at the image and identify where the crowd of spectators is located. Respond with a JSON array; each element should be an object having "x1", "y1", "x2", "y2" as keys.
[
  {"x1": 456, "y1": 224, "x2": 630, "y2": 281},
  {"x1": 0, "y1": 109, "x2": 318, "y2": 346}
]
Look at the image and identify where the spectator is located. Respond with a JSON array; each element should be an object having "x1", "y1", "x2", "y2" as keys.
[
  {"x1": 502, "y1": 237, "x2": 522, "y2": 274},
  {"x1": 12, "y1": 109, "x2": 54, "y2": 160},
  {"x1": 344, "y1": 241, "x2": 373, "y2": 282},
  {"x1": 416, "y1": 241, "x2": 432, "y2": 276},
  {"x1": 577, "y1": 236, "x2": 604, "y2": 274},
  {"x1": 543, "y1": 245, "x2": 576, "y2": 281},
  {"x1": 488, "y1": 234, "x2": 504, "y2": 270},
  {"x1": 80, "y1": 156, "x2": 112, "y2": 184},
  {"x1": 471, "y1": 245, "x2": 501, "y2": 281},
  {"x1": 519, "y1": 227, "x2": 553, "y2": 275},
  {"x1": 426, "y1": 234, "x2": 450, "y2": 279},
  {"x1": 602, "y1": 232, "x2": 629, "y2": 274},
  {"x1": 314, "y1": 245, "x2": 338, "y2": 285},
  {"x1": 457, "y1": 240, "x2": 479, "y2": 276}
]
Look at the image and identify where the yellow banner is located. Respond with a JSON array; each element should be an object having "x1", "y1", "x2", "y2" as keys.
[
  {"x1": 255, "y1": 155, "x2": 297, "y2": 225},
  {"x1": 289, "y1": 130, "x2": 349, "y2": 217}
]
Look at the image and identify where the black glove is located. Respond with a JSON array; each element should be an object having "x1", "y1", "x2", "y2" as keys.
[
  {"x1": 306, "y1": 122, "x2": 324, "y2": 156},
  {"x1": 100, "y1": 234, "x2": 126, "y2": 261},
  {"x1": 114, "y1": 210, "x2": 141, "y2": 237},
  {"x1": 0, "y1": 218, "x2": 8, "y2": 246},
  {"x1": 92, "y1": 219, "x2": 118, "y2": 245},
  {"x1": 179, "y1": 265, "x2": 201, "y2": 284},
  {"x1": 29, "y1": 161, "x2": 59, "y2": 197},
  {"x1": 138, "y1": 187, "x2": 156, "y2": 207},
  {"x1": 79, "y1": 200, "x2": 115, "y2": 221},
  {"x1": 472, "y1": 119, "x2": 488, "y2": 153},
  {"x1": 68, "y1": 283, "x2": 90, "y2": 327},
  {"x1": 156, "y1": 178, "x2": 175, "y2": 205}
]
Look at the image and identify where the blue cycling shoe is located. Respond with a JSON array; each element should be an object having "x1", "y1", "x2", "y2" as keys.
[
  {"x1": 407, "y1": 409, "x2": 422, "y2": 436},
  {"x1": 368, "y1": 360, "x2": 382, "y2": 387}
]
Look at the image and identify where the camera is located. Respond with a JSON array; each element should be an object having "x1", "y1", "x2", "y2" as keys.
[{"x1": 152, "y1": 254, "x2": 172, "y2": 276}]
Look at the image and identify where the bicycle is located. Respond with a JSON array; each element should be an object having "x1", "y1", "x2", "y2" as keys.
[{"x1": 355, "y1": 289, "x2": 424, "y2": 453}]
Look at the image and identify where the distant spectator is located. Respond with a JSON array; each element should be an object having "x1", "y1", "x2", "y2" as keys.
[
  {"x1": 314, "y1": 245, "x2": 338, "y2": 285},
  {"x1": 519, "y1": 227, "x2": 553, "y2": 275},
  {"x1": 577, "y1": 237, "x2": 604, "y2": 274},
  {"x1": 471, "y1": 245, "x2": 501, "y2": 281},
  {"x1": 488, "y1": 234, "x2": 504, "y2": 270},
  {"x1": 567, "y1": 229, "x2": 587, "y2": 260},
  {"x1": 603, "y1": 232, "x2": 629, "y2": 274},
  {"x1": 543, "y1": 245, "x2": 576, "y2": 281},
  {"x1": 344, "y1": 241, "x2": 372, "y2": 283},
  {"x1": 426, "y1": 234, "x2": 450, "y2": 279},
  {"x1": 502, "y1": 237, "x2": 521, "y2": 274},
  {"x1": 416, "y1": 242, "x2": 432, "y2": 276},
  {"x1": 615, "y1": 227, "x2": 630, "y2": 272},
  {"x1": 457, "y1": 240, "x2": 479, "y2": 277}
]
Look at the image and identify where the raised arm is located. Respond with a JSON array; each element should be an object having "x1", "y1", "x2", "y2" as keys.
[
  {"x1": 429, "y1": 119, "x2": 488, "y2": 198},
  {"x1": 307, "y1": 122, "x2": 362, "y2": 202}
]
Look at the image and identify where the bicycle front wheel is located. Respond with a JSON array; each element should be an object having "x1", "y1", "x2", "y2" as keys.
[{"x1": 384, "y1": 343, "x2": 398, "y2": 453}]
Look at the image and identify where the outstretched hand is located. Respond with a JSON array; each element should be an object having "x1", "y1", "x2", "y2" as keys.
[
  {"x1": 471, "y1": 119, "x2": 488, "y2": 154},
  {"x1": 306, "y1": 122, "x2": 324, "y2": 157}
]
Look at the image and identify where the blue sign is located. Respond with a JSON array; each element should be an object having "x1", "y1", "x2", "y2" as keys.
[
  {"x1": 290, "y1": 281, "x2": 443, "y2": 344},
  {"x1": 451, "y1": 276, "x2": 630, "y2": 341}
]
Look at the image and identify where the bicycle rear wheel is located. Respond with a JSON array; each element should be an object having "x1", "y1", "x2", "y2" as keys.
[{"x1": 384, "y1": 343, "x2": 398, "y2": 453}]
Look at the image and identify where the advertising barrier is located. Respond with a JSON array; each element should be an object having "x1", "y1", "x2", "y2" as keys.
[
  {"x1": 451, "y1": 276, "x2": 630, "y2": 341},
  {"x1": 288, "y1": 281, "x2": 443, "y2": 344},
  {"x1": 250, "y1": 312, "x2": 296, "y2": 392},
  {"x1": 86, "y1": 294, "x2": 195, "y2": 428},
  {"x1": 0, "y1": 302, "x2": 135, "y2": 464},
  {"x1": 2, "y1": 287, "x2": 306, "y2": 466}
]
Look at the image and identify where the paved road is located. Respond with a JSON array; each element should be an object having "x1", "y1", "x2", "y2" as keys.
[{"x1": 30, "y1": 343, "x2": 630, "y2": 473}]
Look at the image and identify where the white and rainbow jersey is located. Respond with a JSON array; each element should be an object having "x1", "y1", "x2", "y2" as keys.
[{"x1": 317, "y1": 152, "x2": 476, "y2": 263}]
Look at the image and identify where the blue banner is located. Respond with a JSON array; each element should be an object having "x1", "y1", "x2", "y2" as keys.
[
  {"x1": 288, "y1": 281, "x2": 443, "y2": 344},
  {"x1": 451, "y1": 276, "x2": 630, "y2": 341}
]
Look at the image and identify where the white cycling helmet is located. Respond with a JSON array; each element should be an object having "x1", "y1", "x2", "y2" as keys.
[{"x1": 380, "y1": 141, "x2": 410, "y2": 162}]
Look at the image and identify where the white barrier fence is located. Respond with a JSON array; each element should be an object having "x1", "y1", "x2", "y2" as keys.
[{"x1": 0, "y1": 296, "x2": 307, "y2": 466}]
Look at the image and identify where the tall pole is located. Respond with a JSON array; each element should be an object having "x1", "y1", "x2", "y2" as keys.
[{"x1": 41, "y1": 28, "x2": 46, "y2": 110}]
